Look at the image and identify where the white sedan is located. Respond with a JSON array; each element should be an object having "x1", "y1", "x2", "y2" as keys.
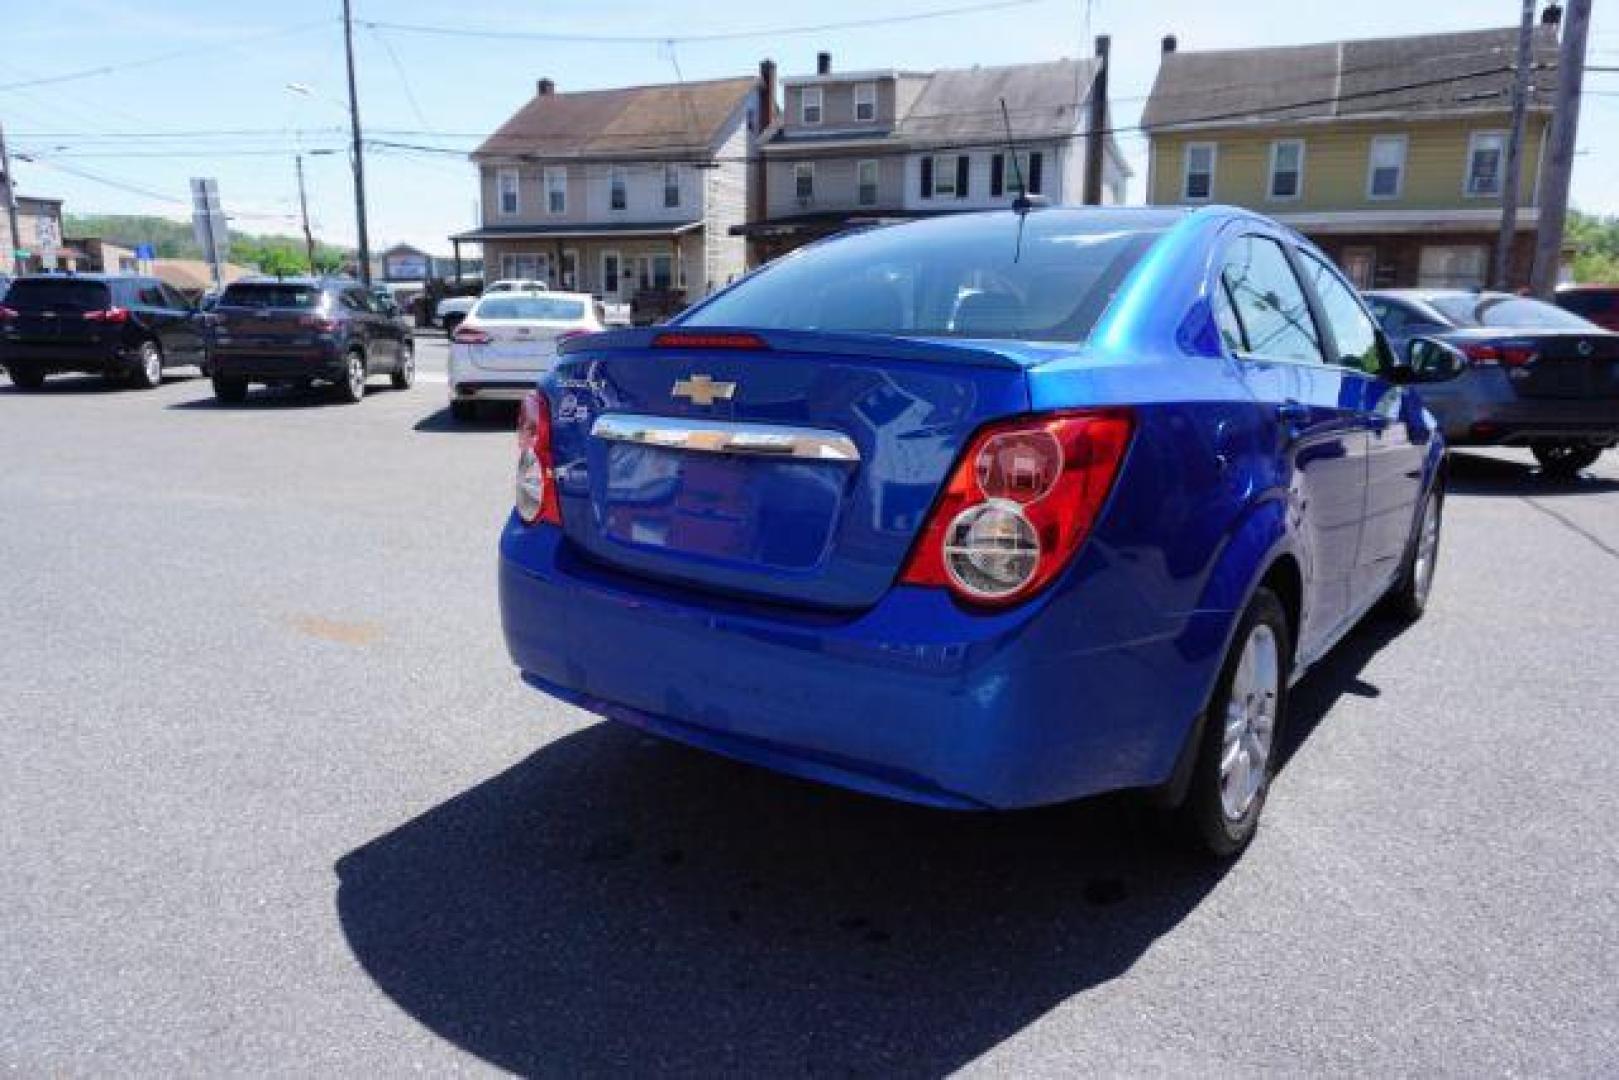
[{"x1": 447, "y1": 291, "x2": 604, "y2": 420}]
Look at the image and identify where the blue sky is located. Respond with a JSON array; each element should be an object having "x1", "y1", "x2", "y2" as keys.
[{"x1": 5, "y1": 0, "x2": 1617, "y2": 255}]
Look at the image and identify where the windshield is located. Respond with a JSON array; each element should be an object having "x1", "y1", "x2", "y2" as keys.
[
  {"x1": 6, "y1": 279, "x2": 110, "y2": 311},
  {"x1": 475, "y1": 296, "x2": 587, "y2": 321},
  {"x1": 684, "y1": 213, "x2": 1166, "y2": 343},
  {"x1": 220, "y1": 283, "x2": 322, "y2": 309},
  {"x1": 1429, "y1": 294, "x2": 1596, "y2": 331}
]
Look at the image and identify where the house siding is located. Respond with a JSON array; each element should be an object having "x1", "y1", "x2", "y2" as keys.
[
  {"x1": 702, "y1": 109, "x2": 752, "y2": 294},
  {"x1": 767, "y1": 153, "x2": 904, "y2": 217},
  {"x1": 900, "y1": 141, "x2": 1071, "y2": 212},
  {"x1": 1148, "y1": 115, "x2": 1548, "y2": 211}
]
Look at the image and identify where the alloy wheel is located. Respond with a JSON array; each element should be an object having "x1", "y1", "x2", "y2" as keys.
[
  {"x1": 1219, "y1": 622, "x2": 1280, "y2": 821},
  {"x1": 1412, "y1": 494, "x2": 1441, "y2": 605},
  {"x1": 348, "y1": 354, "x2": 366, "y2": 399}
]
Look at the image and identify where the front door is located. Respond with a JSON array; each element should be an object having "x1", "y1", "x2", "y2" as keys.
[
  {"x1": 1220, "y1": 233, "x2": 1368, "y2": 658},
  {"x1": 601, "y1": 251, "x2": 624, "y2": 300},
  {"x1": 1295, "y1": 247, "x2": 1427, "y2": 607}
]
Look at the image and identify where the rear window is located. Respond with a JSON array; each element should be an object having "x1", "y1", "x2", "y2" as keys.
[
  {"x1": 684, "y1": 213, "x2": 1165, "y2": 342},
  {"x1": 6, "y1": 278, "x2": 111, "y2": 311},
  {"x1": 1558, "y1": 290, "x2": 1618, "y2": 317},
  {"x1": 1429, "y1": 294, "x2": 1595, "y2": 330},
  {"x1": 219, "y1": 283, "x2": 323, "y2": 309},
  {"x1": 475, "y1": 296, "x2": 586, "y2": 321}
]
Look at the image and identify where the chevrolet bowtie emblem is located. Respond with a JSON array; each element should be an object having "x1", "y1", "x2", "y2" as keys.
[{"x1": 671, "y1": 374, "x2": 736, "y2": 406}]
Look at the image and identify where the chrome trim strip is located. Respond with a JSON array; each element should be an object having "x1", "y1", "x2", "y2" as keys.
[{"x1": 591, "y1": 413, "x2": 860, "y2": 462}]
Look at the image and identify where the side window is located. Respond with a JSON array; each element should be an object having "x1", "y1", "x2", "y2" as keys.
[
  {"x1": 339, "y1": 289, "x2": 368, "y2": 313},
  {"x1": 1365, "y1": 299, "x2": 1406, "y2": 336},
  {"x1": 137, "y1": 282, "x2": 167, "y2": 307},
  {"x1": 1298, "y1": 250, "x2": 1386, "y2": 374},
  {"x1": 1220, "y1": 235, "x2": 1322, "y2": 363},
  {"x1": 1211, "y1": 279, "x2": 1247, "y2": 353},
  {"x1": 161, "y1": 284, "x2": 191, "y2": 310}
]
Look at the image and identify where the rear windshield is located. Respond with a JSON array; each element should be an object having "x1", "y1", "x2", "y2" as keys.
[
  {"x1": 219, "y1": 283, "x2": 323, "y2": 309},
  {"x1": 1429, "y1": 294, "x2": 1595, "y2": 330},
  {"x1": 6, "y1": 278, "x2": 111, "y2": 311},
  {"x1": 683, "y1": 214, "x2": 1165, "y2": 342},
  {"x1": 475, "y1": 296, "x2": 586, "y2": 321},
  {"x1": 1558, "y1": 291, "x2": 1618, "y2": 317}
]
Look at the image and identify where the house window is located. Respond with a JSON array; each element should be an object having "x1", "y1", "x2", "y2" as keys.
[
  {"x1": 995, "y1": 151, "x2": 1044, "y2": 197},
  {"x1": 500, "y1": 253, "x2": 547, "y2": 281},
  {"x1": 795, "y1": 163, "x2": 814, "y2": 203},
  {"x1": 497, "y1": 168, "x2": 520, "y2": 215},
  {"x1": 663, "y1": 164, "x2": 680, "y2": 209},
  {"x1": 1268, "y1": 140, "x2": 1303, "y2": 200},
  {"x1": 928, "y1": 155, "x2": 967, "y2": 199},
  {"x1": 854, "y1": 83, "x2": 877, "y2": 122},
  {"x1": 1182, "y1": 143, "x2": 1215, "y2": 201},
  {"x1": 1418, "y1": 244, "x2": 1488, "y2": 288},
  {"x1": 560, "y1": 248, "x2": 578, "y2": 290},
  {"x1": 609, "y1": 167, "x2": 627, "y2": 211},
  {"x1": 1466, "y1": 132, "x2": 1506, "y2": 197},
  {"x1": 544, "y1": 167, "x2": 566, "y2": 215},
  {"x1": 801, "y1": 87, "x2": 823, "y2": 125},
  {"x1": 856, "y1": 160, "x2": 878, "y2": 206},
  {"x1": 651, "y1": 254, "x2": 674, "y2": 291},
  {"x1": 1367, "y1": 135, "x2": 1407, "y2": 200}
]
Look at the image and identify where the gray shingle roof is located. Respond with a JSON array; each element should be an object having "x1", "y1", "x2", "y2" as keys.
[
  {"x1": 897, "y1": 58, "x2": 1097, "y2": 144},
  {"x1": 474, "y1": 76, "x2": 758, "y2": 161},
  {"x1": 1142, "y1": 26, "x2": 1560, "y2": 131}
]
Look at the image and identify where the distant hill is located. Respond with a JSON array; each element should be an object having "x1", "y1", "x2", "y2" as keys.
[{"x1": 64, "y1": 214, "x2": 353, "y2": 274}]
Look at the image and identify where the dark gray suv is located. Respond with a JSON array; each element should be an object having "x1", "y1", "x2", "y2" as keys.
[
  {"x1": 1, "y1": 274, "x2": 207, "y2": 390},
  {"x1": 208, "y1": 277, "x2": 414, "y2": 404}
]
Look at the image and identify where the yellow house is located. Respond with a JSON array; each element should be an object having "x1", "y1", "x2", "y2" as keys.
[{"x1": 1143, "y1": 20, "x2": 1563, "y2": 289}]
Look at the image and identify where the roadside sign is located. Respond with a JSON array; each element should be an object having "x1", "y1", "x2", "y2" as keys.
[
  {"x1": 37, "y1": 216, "x2": 59, "y2": 271},
  {"x1": 135, "y1": 243, "x2": 154, "y2": 260},
  {"x1": 190, "y1": 177, "x2": 230, "y2": 287}
]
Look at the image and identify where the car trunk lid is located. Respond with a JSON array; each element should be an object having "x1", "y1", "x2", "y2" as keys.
[
  {"x1": 545, "y1": 328, "x2": 1033, "y2": 610},
  {"x1": 2, "y1": 279, "x2": 113, "y2": 346},
  {"x1": 213, "y1": 283, "x2": 326, "y2": 349},
  {"x1": 1470, "y1": 331, "x2": 1619, "y2": 399}
]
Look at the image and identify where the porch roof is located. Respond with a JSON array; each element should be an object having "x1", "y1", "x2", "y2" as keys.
[{"x1": 451, "y1": 221, "x2": 701, "y2": 243}]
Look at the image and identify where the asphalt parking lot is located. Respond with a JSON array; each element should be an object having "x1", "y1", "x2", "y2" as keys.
[{"x1": 3, "y1": 333, "x2": 1617, "y2": 1075}]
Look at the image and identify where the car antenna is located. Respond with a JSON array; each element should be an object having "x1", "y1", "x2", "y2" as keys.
[{"x1": 999, "y1": 98, "x2": 1032, "y2": 263}]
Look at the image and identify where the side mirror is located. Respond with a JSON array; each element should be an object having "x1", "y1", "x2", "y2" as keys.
[{"x1": 1394, "y1": 336, "x2": 1468, "y2": 384}]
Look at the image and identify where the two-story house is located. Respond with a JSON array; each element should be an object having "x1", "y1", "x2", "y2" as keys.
[
  {"x1": 451, "y1": 72, "x2": 766, "y2": 309},
  {"x1": 1142, "y1": 21, "x2": 1562, "y2": 289},
  {"x1": 737, "y1": 53, "x2": 1131, "y2": 263}
]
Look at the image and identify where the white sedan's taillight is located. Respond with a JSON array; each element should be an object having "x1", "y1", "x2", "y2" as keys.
[
  {"x1": 515, "y1": 391, "x2": 561, "y2": 525},
  {"x1": 900, "y1": 410, "x2": 1133, "y2": 607}
]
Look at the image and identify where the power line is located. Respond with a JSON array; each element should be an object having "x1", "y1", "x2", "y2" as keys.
[
  {"x1": 0, "y1": 20, "x2": 332, "y2": 93},
  {"x1": 358, "y1": 0, "x2": 1049, "y2": 46}
]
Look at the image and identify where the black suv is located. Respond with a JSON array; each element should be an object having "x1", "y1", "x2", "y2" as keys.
[
  {"x1": 208, "y1": 277, "x2": 414, "y2": 403},
  {"x1": 0, "y1": 274, "x2": 207, "y2": 390}
]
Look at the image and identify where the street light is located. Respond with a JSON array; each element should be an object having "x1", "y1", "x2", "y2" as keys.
[{"x1": 286, "y1": 84, "x2": 342, "y2": 273}]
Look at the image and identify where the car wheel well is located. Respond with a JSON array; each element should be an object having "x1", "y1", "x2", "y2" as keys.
[{"x1": 1259, "y1": 555, "x2": 1302, "y2": 658}]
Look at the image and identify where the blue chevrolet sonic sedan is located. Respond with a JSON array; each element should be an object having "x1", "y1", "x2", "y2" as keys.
[{"x1": 498, "y1": 206, "x2": 1455, "y2": 858}]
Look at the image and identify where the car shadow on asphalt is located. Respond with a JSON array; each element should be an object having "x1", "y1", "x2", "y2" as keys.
[
  {"x1": 1446, "y1": 450, "x2": 1619, "y2": 497},
  {"x1": 1, "y1": 373, "x2": 196, "y2": 394},
  {"x1": 413, "y1": 404, "x2": 517, "y2": 432},
  {"x1": 335, "y1": 607, "x2": 1406, "y2": 1074},
  {"x1": 166, "y1": 382, "x2": 411, "y2": 411}
]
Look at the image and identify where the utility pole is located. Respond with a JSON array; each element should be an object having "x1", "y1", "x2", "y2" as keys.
[
  {"x1": 1082, "y1": 34, "x2": 1110, "y2": 205},
  {"x1": 1492, "y1": 0, "x2": 1536, "y2": 290},
  {"x1": 295, "y1": 153, "x2": 316, "y2": 272},
  {"x1": 1531, "y1": 0, "x2": 1590, "y2": 297},
  {"x1": 0, "y1": 120, "x2": 23, "y2": 276},
  {"x1": 341, "y1": 0, "x2": 372, "y2": 285}
]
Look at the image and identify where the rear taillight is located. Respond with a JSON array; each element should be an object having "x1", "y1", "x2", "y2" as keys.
[
  {"x1": 0, "y1": 305, "x2": 17, "y2": 321},
  {"x1": 900, "y1": 409, "x2": 1133, "y2": 608},
  {"x1": 82, "y1": 307, "x2": 130, "y2": 323},
  {"x1": 652, "y1": 331, "x2": 767, "y2": 350},
  {"x1": 453, "y1": 325, "x2": 492, "y2": 345},
  {"x1": 515, "y1": 390, "x2": 561, "y2": 526},
  {"x1": 1464, "y1": 342, "x2": 1535, "y2": 367},
  {"x1": 299, "y1": 314, "x2": 340, "y2": 333}
]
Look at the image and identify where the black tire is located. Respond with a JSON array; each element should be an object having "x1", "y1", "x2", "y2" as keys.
[
  {"x1": 442, "y1": 313, "x2": 464, "y2": 336},
  {"x1": 211, "y1": 374, "x2": 249, "y2": 403},
  {"x1": 1532, "y1": 440, "x2": 1603, "y2": 478},
  {"x1": 1383, "y1": 486, "x2": 1443, "y2": 622},
  {"x1": 335, "y1": 350, "x2": 367, "y2": 404},
  {"x1": 391, "y1": 341, "x2": 415, "y2": 389},
  {"x1": 130, "y1": 339, "x2": 164, "y2": 390},
  {"x1": 7, "y1": 365, "x2": 46, "y2": 390},
  {"x1": 1177, "y1": 587, "x2": 1292, "y2": 860},
  {"x1": 449, "y1": 399, "x2": 478, "y2": 422}
]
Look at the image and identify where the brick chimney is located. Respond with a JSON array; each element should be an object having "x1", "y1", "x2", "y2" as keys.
[
  {"x1": 1541, "y1": 3, "x2": 1562, "y2": 28},
  {"x1": 1161, "y1": 34, "x2": 1178, "y2": 54},
  {"x1": 537, "y1": 78, "x2": 556, "y2": 96},
  {"x1": 758, "y1": 59, "x2": 778, "y2": 129},
  {"x1": 816, "y1": 51, "x2": 832, "y2": 75}
]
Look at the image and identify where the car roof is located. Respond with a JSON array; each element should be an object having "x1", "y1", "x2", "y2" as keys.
[
  {"x1": 476, "y1": 289, "x2": 594, "y2": 303},
  {"x1": 1364, "y1": 288, "x2": 1527, "y2": 305},
  {"x1": 229, "y1": 275, "x2": 357, "y2": 288},
  {"x1": 1557, "y1": 283, "x2": 1619, "y2": 293}
]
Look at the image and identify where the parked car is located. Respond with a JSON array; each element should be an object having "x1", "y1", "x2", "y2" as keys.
[
  {"x1": 207, "y1": 277, "x2": 414, "y2": 404},
  {"x1": 447, "y1": 291, "x2": 603, "y2": 421},
  {"x1": 1555, "y1": 284, "x2": 1619, "y2": 332},
  {"x1": 0, "y1": 273, "x2": 207, "y2": 390},
  {"x1": 498, "y1": 207, "x2": 1459, "y2": 859},
  {"x1": 436, "y1": 278, "x2": 547, "y2": 333},
  {"x1": 1365, "y1": 289, "x2": 1619, "y2": 476}
]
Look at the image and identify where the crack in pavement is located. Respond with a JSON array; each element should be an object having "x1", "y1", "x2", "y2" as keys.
[{"x1": 1521, "y1": 497, "x2": 1619, "y2": 561}]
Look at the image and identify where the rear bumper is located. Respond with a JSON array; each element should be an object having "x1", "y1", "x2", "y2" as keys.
[
  {"x1": 1420, "y1": 370, "x2": 1619, "y2": 445},
  {"x1": 1, "y1": 340, "x2": 132, "y2": 374},
  {"x1": 210, "y1": 346, "x2": 345, "y2": 382},
  {"x1": 498, "y1": 519, "x2": 1226, "y2": 810}
]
